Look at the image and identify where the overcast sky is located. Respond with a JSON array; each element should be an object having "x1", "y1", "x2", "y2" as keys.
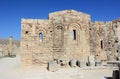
[{"x1": 0, "y1": 0, "x2": 120, "y2": 40}]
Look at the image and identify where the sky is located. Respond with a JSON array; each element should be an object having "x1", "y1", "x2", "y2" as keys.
[{"x1": 0, "y1": 0, "x2": 120, "y2": 40}]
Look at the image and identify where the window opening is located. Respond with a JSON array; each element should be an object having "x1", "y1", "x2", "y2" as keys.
[
  {"x1": 25, "y1": 31, "x2": 28, "y2": 34},
  {"x1": 101, "y1": 41, "x2": 103, "y2": 49},
  {"x1": 73, "y1": 30, "x2": 76, "y2": 40},
  {"x1": 39, "y1": 33, "x2": 43, "y2": 41}
]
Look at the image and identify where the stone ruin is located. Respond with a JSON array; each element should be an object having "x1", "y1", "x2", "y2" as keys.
[
  {"x1": 20, "y1": 10, "x2": 120, "y2": 68},
  {"x1": 0, "y1": 36, "x2": 20, "y2": 57}
]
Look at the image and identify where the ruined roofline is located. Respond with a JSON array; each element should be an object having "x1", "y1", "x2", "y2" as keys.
[
  {"x1": 49, "y1": 9, "x2": 90, "y2": 15},
  {"x1": 112, "y1": 18, "x2": 120, "y2": 23},
  {"x1": 48, "y1": 9, "x2": 90, "y2": 18},
  {"x1": 21, "y1": 10, "x2": 91, "y2": 23}
]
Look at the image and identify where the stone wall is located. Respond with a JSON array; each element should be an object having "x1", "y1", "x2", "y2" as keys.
[
  {"x1": 20, "y1": 10, "x2": 120, "y2": 67},
  {"x1": 21, "y1": 10, "x2": 91, "y2": 66}
]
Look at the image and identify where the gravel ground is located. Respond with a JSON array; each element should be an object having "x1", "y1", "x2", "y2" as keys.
[{"x1": 0, "y1": 55, "x2": 116, "y2": 79}]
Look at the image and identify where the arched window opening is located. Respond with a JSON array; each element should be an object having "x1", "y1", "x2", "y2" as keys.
[
  {"x1": 39, "y1": 33, "x2": 43, "y2": 42},
  {"x1": 101, "y1": 41, "x2": 103, "y2": 49},
  {"x1": 73, "y1": 30, "x2": 76, "y2": 40}
]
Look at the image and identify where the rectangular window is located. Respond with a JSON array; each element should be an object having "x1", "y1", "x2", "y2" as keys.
[
  {"x1": 73, "y1": 30, "x2": 76, "y2": 40},
  {"x1": 101, "y1": 41, "x2": 103, "y2": 49}
]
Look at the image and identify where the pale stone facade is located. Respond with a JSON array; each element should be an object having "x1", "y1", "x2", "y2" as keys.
[{"x1": 20, "y1": 10, "x2": 120, "y2": 66}]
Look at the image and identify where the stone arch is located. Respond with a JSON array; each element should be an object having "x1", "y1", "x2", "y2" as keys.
[
  {"x1": 68, "y1": 23, "x2": 81, "y2": 38},
  {"x1": 37, "y1": 27, "x2": 47, "y2": 35},
  {"x1": 54, "y1": 23, "x2": 65, "y2": 30},
  {"x1": 53, "y1": 24, "x2": 64, "y2": 45},
  {"x1": 68, "y1": 22, "x2": 82, "y2": 30},
  {"x1": 36, "y1": 27, "x2": 47, "y2": 45},
  {"x1": 55, "y1": 25, "x2": 63, "y2": 30},
  {"x1": 68, "y1": 23, "x2": 81, "y2": 45}
]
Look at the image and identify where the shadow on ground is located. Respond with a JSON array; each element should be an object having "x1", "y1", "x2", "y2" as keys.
[{"x1": 104, "y1": 77, "x2": 112, "y2": 79}]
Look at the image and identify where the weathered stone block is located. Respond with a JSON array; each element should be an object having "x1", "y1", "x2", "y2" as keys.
[
  {"x1": 88, "y1": 55, "x2": 95, "y2": 62},
  {"x1": 48, "y1": 61, "x2": 58, "y2": 72},
  {"x1": 88, "y1": 55, "x2": 95, "y2": 67},
  {"x1": 107, "y1": 61, "x2": 120, "y2": 67},
  {"x1": 95, "y1": 60, "x2": 102, "y2": 66},
  {"x1": 89, "y1": 61, "x2": 95, "y2": 67},
  {"x1": 69, "y1": 59, "x2": 77, "y2": 67},
  {"x1": 77, "y1": 60, "x2": 86, "y2": 67}
]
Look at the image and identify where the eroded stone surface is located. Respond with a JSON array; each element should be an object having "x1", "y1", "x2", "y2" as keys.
[
  {"x1": 0, "y1": 36, "x2": 20, "y2": 57},
  {"x1": 20, "y1": 10, "x2": 120, "y2": 67}
]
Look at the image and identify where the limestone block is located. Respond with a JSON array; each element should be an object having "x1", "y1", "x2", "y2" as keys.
[
  {"x1": 69, "y1": 59, "x2": 77, "y2": 67},
  {"x1": 88, "y1": 55, "x2": 95, "y2": 62},
  {"x1": 95, "y1": 60, "x2": 102, "y2": 66},
  {"x1": 89, "y1": 61, "x2": 95, "y2": 67},
  {"x1": 77, "y1": 60, "x2": 86, "y2": 67},
  {"x1": 48, "y1": 61, "x2": 58, "y2": 72}
]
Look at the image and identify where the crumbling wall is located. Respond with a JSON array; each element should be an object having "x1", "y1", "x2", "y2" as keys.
[
  {"x1": 20, "y1": 10, "x2": 120, "y2": 67},
  {"x1": 21, "y1": 19, "x2": 53, "y2": 66},
  {"x1": 0, "y1": 37, "x2": 19, "y2": 57},
  {"x1": 90, "y1": 22, "x2": 106, "y2": 61},
  {"x1": 21, "y1": 10, "x2": 91, "y2": 66},
  {"x1": 90, "y1": 21, "x2": 120, "y2": 61},
  {"x1": 49, "y1": 10, "x2": 91, "y2": 61},
  {"x1": 112, "y1": 19, "x2": 120, "y2": 60}
]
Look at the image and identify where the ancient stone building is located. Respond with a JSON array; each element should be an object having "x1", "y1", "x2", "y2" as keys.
[
  {"x1": 0, "y1": 36, "x2": 20, "y2": 57},
  {"x1": 20, "y1": 10, "x2": 120, "y2": 66}
]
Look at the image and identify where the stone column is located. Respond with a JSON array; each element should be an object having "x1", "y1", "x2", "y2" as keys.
[{"x1": 9, "y1": 36, "x2": 13, "y2": 54}]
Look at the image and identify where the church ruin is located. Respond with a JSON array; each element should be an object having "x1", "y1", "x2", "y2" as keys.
[{"x1": 20, "y1": 10, "x2": 120, "y2": 67}]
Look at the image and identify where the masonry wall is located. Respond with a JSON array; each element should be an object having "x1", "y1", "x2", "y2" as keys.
[
  {"x1": 21, "y1": 19, "x2": 53, "y2": 66},
  {"x1": 20, "y1": 10, "x2": 120, "y2": 66},
  {"x1": 21, "y1": 10, "x2": 91, "y2": 66},
  {"x1": 49, "y1": 10, "x2": 91, "y2": 61}
]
